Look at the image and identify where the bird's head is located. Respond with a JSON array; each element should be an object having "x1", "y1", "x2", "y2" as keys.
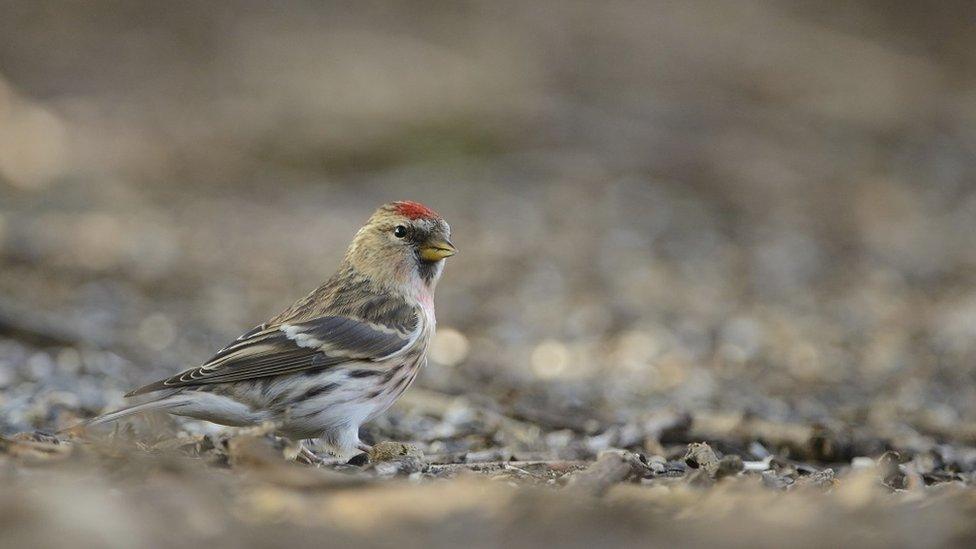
[{"x1": 344, "y1": 201, "x2": 456, "y2": 293}]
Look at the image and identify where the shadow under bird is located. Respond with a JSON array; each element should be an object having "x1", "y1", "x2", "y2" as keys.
[{"x1": 74, "y1": 201, "x2": 456, "y2": 459}]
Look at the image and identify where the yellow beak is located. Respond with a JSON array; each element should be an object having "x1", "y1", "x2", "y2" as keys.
[{"x1": 419, "y1": 239, "x2": 457, "y2": 262}]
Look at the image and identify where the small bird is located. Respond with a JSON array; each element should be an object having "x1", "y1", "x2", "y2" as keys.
[{"x1": 78, "y1": 201, "x2": 456, "y2": 459}]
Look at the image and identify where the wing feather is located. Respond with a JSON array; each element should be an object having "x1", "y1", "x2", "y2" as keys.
[{"x1": 126, "y1": 312, "x2": 419, "y2": 396}]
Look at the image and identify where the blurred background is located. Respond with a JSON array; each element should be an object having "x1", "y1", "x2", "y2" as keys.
[{"x1": 1, "y1": 0, "x2": 976, "y2": 451}]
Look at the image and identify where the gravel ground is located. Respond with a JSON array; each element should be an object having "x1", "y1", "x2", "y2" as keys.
[{"x1": 2, "y1": 1, "x2": 976, "y2": 547}]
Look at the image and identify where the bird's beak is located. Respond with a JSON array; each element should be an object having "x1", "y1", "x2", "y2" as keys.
[{"x1": 419, "y1": 238, "x2": 457, "y2": 261}]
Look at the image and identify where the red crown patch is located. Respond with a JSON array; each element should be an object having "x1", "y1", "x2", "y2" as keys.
[{"x1": 393, "y1": 201, "x2": 440, "y2": 220}]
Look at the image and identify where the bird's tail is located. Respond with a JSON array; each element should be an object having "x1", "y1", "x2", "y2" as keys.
[{"x1": 59, "y1": 391, "x2": 186, "y2": 434}]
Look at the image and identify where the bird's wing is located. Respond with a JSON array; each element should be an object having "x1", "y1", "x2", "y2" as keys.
[{"x1": 126, "y1": 313, "x2": 419, "y2": 396}]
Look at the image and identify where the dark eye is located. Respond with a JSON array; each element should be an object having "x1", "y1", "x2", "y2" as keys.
[{"x1": 393, "y1": 225, "x2": 408, "y2": 238}]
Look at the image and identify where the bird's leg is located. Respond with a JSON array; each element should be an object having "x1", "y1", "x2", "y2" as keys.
[
  {"x1": 344, "y1": 442, "x2": 373, "y2": 466},
  {"x1": 296, "y1": 438, "x2": 357, "y2": 467},
  {"x1": 295, "y1": 439, "x2": 325, "y2": 465}
]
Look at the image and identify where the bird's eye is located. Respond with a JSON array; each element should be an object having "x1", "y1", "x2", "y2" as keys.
[{"x1": 393, "y1": 225, "x2": 408, "y2": 238}]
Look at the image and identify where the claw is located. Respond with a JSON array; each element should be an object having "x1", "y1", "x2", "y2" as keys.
[{"x1": 295, "y1": 441, "x2": 325, "y2": 465}]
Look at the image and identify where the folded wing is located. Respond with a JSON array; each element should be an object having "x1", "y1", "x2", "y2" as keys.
[{"x1": 126, "y1": 313, "x2": 418, "y2": 396}]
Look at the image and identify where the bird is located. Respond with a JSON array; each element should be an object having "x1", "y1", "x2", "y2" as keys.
[{"x1": 75, "y1": 201, "x2": 456, "y2": 460}]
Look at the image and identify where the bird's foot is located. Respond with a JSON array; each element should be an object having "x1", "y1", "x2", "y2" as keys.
[
  {"x1": 342, "y1": 442, "x2": 372, "y2": 466},
  {"x1": 294, "y1": 443, "x2": 324, "y2": 466},
  {"x1": 294, "y1": 440, "x2": 346, "y2": 467}
]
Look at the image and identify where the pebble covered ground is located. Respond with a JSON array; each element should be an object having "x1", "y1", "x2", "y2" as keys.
[{"x1": 3, "y1": 2, "x2": 976, "y2": 547}]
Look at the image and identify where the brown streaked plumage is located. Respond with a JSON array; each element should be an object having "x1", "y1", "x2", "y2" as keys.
[{"x1": 76, "y1": 201, "x2": 456, "y2": 459}]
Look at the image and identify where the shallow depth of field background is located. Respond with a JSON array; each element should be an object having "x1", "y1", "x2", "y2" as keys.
[{"x1": 1, "y1": 2, "x2": 976, "y2": 546}]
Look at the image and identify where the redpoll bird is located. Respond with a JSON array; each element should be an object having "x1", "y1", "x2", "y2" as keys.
[{"x1": 80, "y1": 201, "x2": 455, "y2": 459}]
